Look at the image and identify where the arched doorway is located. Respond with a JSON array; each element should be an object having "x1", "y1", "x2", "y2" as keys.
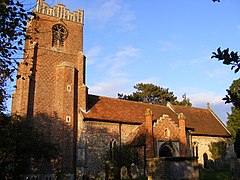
[
  {"x1": 159, "y1": 146, "x2": 173, "y2": 157},
  {"x1": 158, "y1": 141, "x2": 178, "y2": 157}
]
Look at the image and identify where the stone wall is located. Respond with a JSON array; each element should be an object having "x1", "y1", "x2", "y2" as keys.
[
  {"x1": 191, "y1": 135, "x2": 230, "y2": 165},
  {"x1": 82, "y1": 121, "x2": 139, "y2": 177}
]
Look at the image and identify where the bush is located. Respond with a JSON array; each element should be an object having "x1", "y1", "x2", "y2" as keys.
[{"x1": 208, "y1": 141, "x2": 227, "y2": 160}]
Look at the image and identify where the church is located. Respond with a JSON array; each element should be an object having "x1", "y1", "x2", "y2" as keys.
[{"x1": 12, "y1": 0, "x2": 232, "y2": 179}]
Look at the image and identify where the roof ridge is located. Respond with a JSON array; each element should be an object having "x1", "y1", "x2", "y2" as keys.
[
  {"x1": 88, "y1": 94, "x2": 167, "y2": 108},
  {"x1": 207, "y1": 108, "x2": 231, "y2": 136},
  {"x1": 172, "y1": 104, "x2": 209, "y2": 111}
]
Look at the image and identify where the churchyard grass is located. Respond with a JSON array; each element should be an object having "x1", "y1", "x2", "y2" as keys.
[{"x1": 199, "y1": 169, "x2": 231, "y2": 180}]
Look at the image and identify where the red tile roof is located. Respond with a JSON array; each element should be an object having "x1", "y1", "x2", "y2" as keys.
[
  {"x1": 82, "y1": 94, "x2": 230, "y2": 137},
  {"x1": 171, "y1": 105, "x2": 230, "y2": 137},
  {"x1": 84, "y1": 94, "x2": 178, "y2": 124}
]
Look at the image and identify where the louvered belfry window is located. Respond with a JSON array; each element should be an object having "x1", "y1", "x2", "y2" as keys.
[{"x1": 52, "y1": 24, "x2": 68, "y2": 47}]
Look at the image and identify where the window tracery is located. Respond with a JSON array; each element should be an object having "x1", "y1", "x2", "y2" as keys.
[{"x1": 52, "y1": 24, "x2": 68, "y2": 48}]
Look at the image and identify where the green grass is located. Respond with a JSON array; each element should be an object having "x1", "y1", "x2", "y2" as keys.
[{"x1": 199, "y1": 169, "x2": 231, "y2": 180}]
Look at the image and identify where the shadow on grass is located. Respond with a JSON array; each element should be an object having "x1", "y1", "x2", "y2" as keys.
[{"x1": 199, "y1": 169, "x2": 231, "y2": 180}]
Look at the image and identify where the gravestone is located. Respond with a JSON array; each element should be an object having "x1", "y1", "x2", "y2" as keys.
[
  {"x1": 120, "y1": 166, "x2": 129, "y2": 179},
  {"x1": 105, "y1": 161, "x2": 115, "y2": 180},
  {"x1": 230, "y1": 158, "x2": 240, "y2": 180},
  {"x1": 214, "y1": 158, "x2": 223, "y2": 170},
  {"x1": 207, "y1": 160, "x2": 214, "y2": 170},
  {"x1": 130, "y1": 163, "x2": 139, "y2": 179}
]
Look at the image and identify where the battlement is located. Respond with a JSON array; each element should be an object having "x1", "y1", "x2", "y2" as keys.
[{"x1": 35, "y1": 0, "x2": 84, "y2": 24}]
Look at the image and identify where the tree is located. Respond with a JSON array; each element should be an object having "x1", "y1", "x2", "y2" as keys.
[
  {"x1": 0, "y1": 0, "x2": 29, "y2": 112},
  {"x1": 227, "y1": 107, "x2": 240, "y2": 141},
  {"x1": 212, "y1": 48, "x2": 240, "y2": 108},
  {"x1": 226, "y1": 79, "x2": 240, "y2": 141},
  {"x1": 224, "y1": 78, "x2": 240, "y2": 109},
  {"x1": 0, "y1": 114, "x2": 59, "y2": 179},
  {"x1": 234, "y1": 130, "x2": 240, "y2": 158},
  {"x1": 118, "y1": 83, "x2": 192, "y2": 106},
  {"x1": 208, "y1": 141, "x2": 227, "y2": 160},
  {"x1": 178, "y1": 93, "x2": 192, "y2": 107}
]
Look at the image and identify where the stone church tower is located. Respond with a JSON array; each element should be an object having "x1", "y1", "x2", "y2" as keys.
[{"x1": 12, "y1": 0, "x2": 86, "y2": 178}]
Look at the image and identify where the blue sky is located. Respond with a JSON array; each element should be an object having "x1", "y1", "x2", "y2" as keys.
[{"x1": 17, "y1": 0, "x2": 240, "y2": 123}]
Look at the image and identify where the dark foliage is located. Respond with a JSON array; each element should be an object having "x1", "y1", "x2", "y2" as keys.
[
  {"x1": 227, "y1": 106, "x2": 240, "y2": 141},
  {"x1": 212, "y1": 48, "x2": 240, "y2": 108},
  {"x1": 0, "y1": 0, "x2": 29, "y2": 112},
  {"x1": 212, "y1": 48, "x2": 240, "y2": 74},
  {"x1": 118, "y1": 83, "x2": 192, "y2": 106},
  {"x1": 0, "y1": 114, "x2": 59, "y2": 179},
  {"x1": 208, "y1": 141, "x2": 227, "y2": 160},
  {"x1": 234, "y1": 130, "x2": 240, "y2": 158},
  {"x1": 224, "y1": 78, "x2": 240, "y2": 109}
]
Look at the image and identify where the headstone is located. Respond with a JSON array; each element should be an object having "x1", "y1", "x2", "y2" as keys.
[
  {"x1": 97, "y1": 172, "x2": 105, "y2": 180},
  {"x1": 130, "y1": 163, "x2": 139, "y2": 179},
  {"x1": 120, "y1": 166, "x2": 129, "y2": 179},
  {"x1": 207, "y1": 160, "x2": 214, "y2": 170},
  {"x1": 105, "y1": 161, "x2": 115, "y2": 180},
  {"x1": 214, "y1": 158, "x2": 223, "y2": 170},
  {"x1": 229, "y1": 157, "x2": 240, "y2": 180}
]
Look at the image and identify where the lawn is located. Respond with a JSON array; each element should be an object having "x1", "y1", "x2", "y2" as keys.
[{"x1": 199, "y1": 169, "x2": 231, "y2": 180}]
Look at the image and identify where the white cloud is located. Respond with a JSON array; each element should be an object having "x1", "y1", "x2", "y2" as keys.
[
  {"x1": 189, "y1": 91, "x2": 223, "y2": 106},
  {"x1": 86, "y1": 46, "x2": 103, "y2": 65},
  {"x1": 86, "y1": 0, "x2": 135, "y2": 31},
  {"x1": 88, "y1": 46, "x2": 141, "y2": 97},
  {"x1": 206, "y1": 69, "x2": 228, "y2": 78},
  {"x1": 118, "y1": 6, "x2": 136, "y2": 31},
  {"x1": 170, "y1": 50, "x2": 213, "y2": 72},
  {"x1": 102, "y1": 46, "x2": 141, "y2": 77},
  {"x1": 158, "y1": 40, "x2": 180, "y2": 52},
  {"x1": 89, "y1": 79, "x2": 131, "y2": 97},
  {"x1": 87, "y1": 0, "x2": 121, "y2": 22}
]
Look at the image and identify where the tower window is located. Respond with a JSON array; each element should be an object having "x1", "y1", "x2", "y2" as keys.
[
  {"x1": 52, "y1": 24, "x2": 68, "y2": 48},
  {"x1": 66, "y1": 116, "x2": 71, "y2": 123},
  {"x1": 67, "y1": 85, "x2": 71, "y2": 92}
]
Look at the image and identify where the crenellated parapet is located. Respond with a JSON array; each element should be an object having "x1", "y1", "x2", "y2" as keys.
[{"x1": 35, "y1": 0, "x2": 84, "y2": 24}]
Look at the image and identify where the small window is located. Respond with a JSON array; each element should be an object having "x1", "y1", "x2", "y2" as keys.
[
  {"x1": 52, "y1": 24, "x2": 68, "y2": 48},
  {"x1": 164, "y1": 128, "x2": 170, "y2": 139},
  {"x1": 66, "y1": 116, "x2": 71, "y2": 123},
  {"x1": 67, "y1": 85, "x2": 71, "y2": 92}
]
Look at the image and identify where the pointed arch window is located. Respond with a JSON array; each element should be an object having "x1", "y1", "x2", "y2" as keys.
[
  {"x1": 109, "y1": 138, "x2": 117, "y2": 160},
  {"x1": 52, "y1": 24, "x2": 68, "y2": 48},
  {"x1": 192, "y1": 141, "x2": 199, "y2": 158}
]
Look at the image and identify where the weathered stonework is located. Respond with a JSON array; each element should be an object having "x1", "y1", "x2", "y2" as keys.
[
  {"x1": 79, "y1": 121, "x2": 140, "y2": 176},
  {"x1": 192, "y1": 136, "x2": 229, "y2": 165}
]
